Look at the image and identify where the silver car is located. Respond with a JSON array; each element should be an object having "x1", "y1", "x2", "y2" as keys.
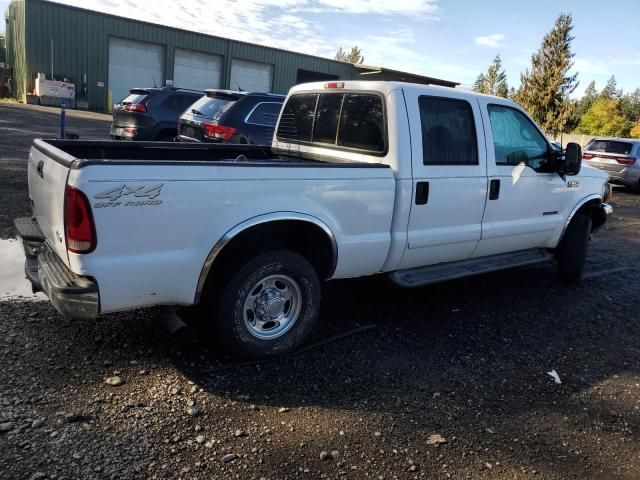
[{"x1": 583, "y1": 138, "x2": 640, "y2": 191}]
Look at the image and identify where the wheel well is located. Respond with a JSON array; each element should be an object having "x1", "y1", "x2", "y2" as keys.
[
  {"x1": 575, "y1": 198, "x2": 606, "y2": 232},
  {"x1": 199, "y1": 220, "x2": 336, "y2": 298}
]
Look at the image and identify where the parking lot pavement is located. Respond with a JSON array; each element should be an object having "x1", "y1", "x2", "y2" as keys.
[
  {"x1": 0, "y1": 101, "x2": 111, "y2": 238},
  {"x1": 2, "y1": 102, "x2": 640, "y2": 479}
]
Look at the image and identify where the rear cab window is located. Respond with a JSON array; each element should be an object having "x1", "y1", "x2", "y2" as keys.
[{"x1": 276, "y1": 92, "x2": 386, "y2": 154}]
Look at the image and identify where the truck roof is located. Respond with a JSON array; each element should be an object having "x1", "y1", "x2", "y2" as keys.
[{"x1": 288, "y1": 80, "x2": 515, "y2": 105}]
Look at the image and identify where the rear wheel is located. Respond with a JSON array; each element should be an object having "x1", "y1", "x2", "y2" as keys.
[
  {"x1": 209, "y1": 250, "x2": 320, "y2": 358},
  {"x1": 555, "y1": 213, "x2": 592, "y2": 282}
]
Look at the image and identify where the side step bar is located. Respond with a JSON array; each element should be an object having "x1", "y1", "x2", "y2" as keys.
[{"x1": 389, "y1": 249, "x2": 553, "y2": 288}]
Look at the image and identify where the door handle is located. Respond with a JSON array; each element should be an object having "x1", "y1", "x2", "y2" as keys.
[
  {"x1": 489, "y1": 179, "x2": 500, "y2": 200},
  {"x1": 415, "y1": 181, "x2": 429, "y2": 205},
  {"x1": 36, "y1": 160, "x2": 44, "y2": 179}
]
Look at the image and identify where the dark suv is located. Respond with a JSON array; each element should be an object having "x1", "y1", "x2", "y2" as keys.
[
  {"x1": 177, "y1": 90, "x2": 284, "y2": 145},
  {"x1": 111, "y1": 87, "x2": 203, "y2": 141}
]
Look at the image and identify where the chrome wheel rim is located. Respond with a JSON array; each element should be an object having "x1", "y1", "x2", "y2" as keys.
[{"x1": 243, "y1": 274, "x2": 302, "y2": 340}]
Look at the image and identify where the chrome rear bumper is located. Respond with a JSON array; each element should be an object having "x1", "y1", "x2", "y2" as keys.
[{"x1": 14, "y1": 217, "x2": 99, "y2": 320}]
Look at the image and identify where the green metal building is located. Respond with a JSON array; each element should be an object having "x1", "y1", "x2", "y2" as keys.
[{"x1": 5, "y1": 0, "x2": 457, "y2": 111}]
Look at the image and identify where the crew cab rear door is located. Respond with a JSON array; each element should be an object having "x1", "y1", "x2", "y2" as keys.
[{"x1": 399, "y1": 88, "x2": 488, "y2": 269}]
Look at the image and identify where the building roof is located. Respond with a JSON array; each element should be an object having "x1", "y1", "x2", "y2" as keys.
[{"x1": 353, "y1": 64, "x2": 459, "y2": 88}]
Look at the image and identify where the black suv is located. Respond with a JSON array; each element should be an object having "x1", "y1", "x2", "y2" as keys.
[
  {"x1": 177, "y1": 90, "x2": 284, "y2": 145},
  {"x1": 111, "y1": 87, "x2": 203, "y2": 141}
]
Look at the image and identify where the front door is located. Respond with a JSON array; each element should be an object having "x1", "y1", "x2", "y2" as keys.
[
  {"x1": 399, "y1": 90, "x2": 488, "y2": 269},
  {"x1": 474, "y1": 100, "x2": 565, "y2": 258}
]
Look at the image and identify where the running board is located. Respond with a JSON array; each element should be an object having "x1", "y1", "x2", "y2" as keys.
[{"x1": 389, "y1": 249, "x2": 553, "y2": 288}]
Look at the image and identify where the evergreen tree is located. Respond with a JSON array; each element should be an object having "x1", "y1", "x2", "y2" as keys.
[
  {"x1": 599, "y1": 75, "x2": 621, "y2": 100},
  {"x1": 335, "y1": 46, "x2": 365, "y2": 64},
  {"x1": 473, "y1": 73, "x2": 487, "y2": 93},
  {"x1": 620, "y1": 88, "x2": 640, "y2": 124},
  {"x1": 514, "y1": 14, "x2": 578, "y2": 134},
  {"x1": 472, "y1": 55, "x2": 508, "y2": 97}
]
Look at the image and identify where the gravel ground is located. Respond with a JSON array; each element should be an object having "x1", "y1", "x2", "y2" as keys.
[{"x1": 1, "y1": 101, "x2": 640, "y2": 480}]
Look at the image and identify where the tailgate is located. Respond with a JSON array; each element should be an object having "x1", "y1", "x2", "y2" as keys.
[{"x1": 27, "y1": 140, "x2": 72, "y2": 263}]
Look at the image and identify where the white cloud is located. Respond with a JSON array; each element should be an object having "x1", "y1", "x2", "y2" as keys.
[
  {"x1": 311, "y1": 0, "x2": 441, "y2": 18},
  {"x1": 475, "y1": 33, "x2": 505, "y2": 48}
]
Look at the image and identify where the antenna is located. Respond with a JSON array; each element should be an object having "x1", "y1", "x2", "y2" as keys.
[
  {"x1": 235, "y1": 79, "x2": 243, "y2": 92},
  {"x1": 153, "y1": 76, "x2": 157, "y2": 88}
]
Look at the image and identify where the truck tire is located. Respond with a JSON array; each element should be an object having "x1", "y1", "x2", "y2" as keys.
[
  {"x1": 556, "y1": 213, "x2": 592, "y2": 282},
  {"x1": 215, "y1": 250, "x2": 320, "y2": 358}
]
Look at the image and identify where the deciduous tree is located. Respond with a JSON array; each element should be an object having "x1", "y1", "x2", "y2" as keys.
[{"x1": 576, "y1": 98, "x2": 629, "y2": 137}]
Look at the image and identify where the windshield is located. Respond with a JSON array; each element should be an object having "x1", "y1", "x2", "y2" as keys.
[{"x1": 188, "y1": 96, "x2": 236, "y2": 121}]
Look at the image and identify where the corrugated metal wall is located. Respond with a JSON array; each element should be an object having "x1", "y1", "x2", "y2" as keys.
[
  {"x1": 5, "y1": 0, "x2": 26, "y2": 100},
  {"x1": 16, "y1": 0, "x2": 356, "y2": 110}
]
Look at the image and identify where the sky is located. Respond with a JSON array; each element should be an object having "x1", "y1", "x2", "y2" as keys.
[{"x1": 1, "y1": 0, "x2": 639, "y2": 96}]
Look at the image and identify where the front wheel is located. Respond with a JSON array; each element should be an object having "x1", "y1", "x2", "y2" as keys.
[
  {"x1": 214, "y1": 250, "x2": 321, "y2": 358},
  {"x1": 555, "y1": 213, "x2": 592, "y2": 282}
]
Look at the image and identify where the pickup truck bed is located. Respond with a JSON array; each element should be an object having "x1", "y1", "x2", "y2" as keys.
[
  {"x1": 24, "y1": 138, "x2": 397, "y2": 321},
  {"x1": 36, "y1": 139, "x2": 390, "y2": 169}
]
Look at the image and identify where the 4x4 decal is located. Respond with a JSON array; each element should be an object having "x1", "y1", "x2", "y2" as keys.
[{"x1": 93, "y1": 184, "x2": 163, "y2": 208}]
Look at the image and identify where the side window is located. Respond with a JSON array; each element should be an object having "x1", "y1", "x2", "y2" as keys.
[
  {"x1": 246, "y1": 102, "x2": 282, "y2": 127},
  {"x1": 419, "y1": 96, "x2": 478, "y2": 165},
  {"x1": 338, "y1": 94, "x2": 385, "y2": 152},
  {"x1": 160, "y1": 94, "x2": 182, "y2": 111},
  {"x1": 487, "y1": 104, "x2": 549, "y2": 169},
  {"x1": 276, "y1": 94, "x2": 318, "y2": 142},
  {"x1": 313, "y1": 94, "x2": 344, "y2": 144}
]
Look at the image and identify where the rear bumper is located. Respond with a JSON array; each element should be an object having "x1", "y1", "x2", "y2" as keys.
[
  {"x1": 14, "y1": 217, "x2": 100, "y2": 320},
  {"x1": 587, "y1": 162, "x2": 640, "y2": 187}
]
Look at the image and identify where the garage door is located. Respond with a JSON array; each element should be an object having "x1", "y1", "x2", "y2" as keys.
[
  {"x1": 174, "y1": 48, "x2": 223, "y2": 91},
  {"x1": 230, "y1": 59, "x2": 273, "y2": 93},
  {"x1": 108, "y1": 37, "x2": 164, "y2": 107}
]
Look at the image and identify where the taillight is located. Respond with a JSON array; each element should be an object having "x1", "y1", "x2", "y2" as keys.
[
  {"x1": 201, "y1": 122, "x2": 237, "y2": 141},
  {"x1": 123, "y1": 128, "x2": 137, "y2": 136},
  {"x1": 64, "y1": 185, "x2": 96, "y2": 254},
  {"x1": 582, "y1": 153, "x2": 594, "y2": 160},
  {"x1": 616, "y1": 157, "x2": 636, "y2": 165},
  {"x1": 124, "y1": 103, "x2": 147, "y2": 113}
]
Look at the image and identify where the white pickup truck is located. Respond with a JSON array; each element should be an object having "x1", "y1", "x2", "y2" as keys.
[{"x1": 16, "y1": 81, "x2": 612, "y2": 357}]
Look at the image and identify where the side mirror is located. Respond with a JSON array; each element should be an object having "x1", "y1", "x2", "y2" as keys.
[{"x1": 563, "y1": 142, "x2": 582, "y2": 176}]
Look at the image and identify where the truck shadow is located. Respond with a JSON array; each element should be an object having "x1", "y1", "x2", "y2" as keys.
[{"x1": 169, "y1": 251, "x2": 640, "y2": 477}]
